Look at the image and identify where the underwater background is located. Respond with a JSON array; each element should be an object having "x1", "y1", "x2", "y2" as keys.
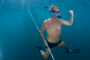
[{"x1": 0, "y1": 0, "x2": 90, "y2": 60}]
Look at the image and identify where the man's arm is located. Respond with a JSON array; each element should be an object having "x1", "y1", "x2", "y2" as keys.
[
  {"x1": 61, "y1": 10, "x2": 74, "y2": 26},
  {"x1": 40, "y1": 20, "x2": 47, "y2": 42}
]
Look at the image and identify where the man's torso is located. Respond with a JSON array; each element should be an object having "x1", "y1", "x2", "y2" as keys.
[{"x1": 45, "y1": 18, "x2": 63, "y2": 43}]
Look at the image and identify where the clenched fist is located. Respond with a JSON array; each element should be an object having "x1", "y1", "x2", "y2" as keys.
[{"x1": 69, "y1": 10, "x2": 74, "y2": 17}]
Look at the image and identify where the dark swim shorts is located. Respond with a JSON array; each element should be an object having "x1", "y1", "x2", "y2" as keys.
[{"x1": 46, "y1": 39, "x2": 62, "y2": 48}]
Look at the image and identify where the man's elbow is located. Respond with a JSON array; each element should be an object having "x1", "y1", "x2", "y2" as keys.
[
  {"x1": 70, "y1": 23, "x2": 73, "y2": 26},
  {"x1": 69, "y1": 21, "x2": 73, "y2": 26},
  {"x1": 68, "y1": 22, "x2": 73, "y2": 26},
  {"x1": 40, "y1": 30, "x2": 44, "y2": 35},
  {"x1": 70, "y1": 24, "x2": 72, "y2": 26},
  {"x1": 40, "y1": 30, "x2": 43, "y2": 33},
  {"x1": 40, "y1": 30, "x2": 42, "y2": 33}
]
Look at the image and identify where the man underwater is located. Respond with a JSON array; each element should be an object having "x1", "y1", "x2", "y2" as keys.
[{"x1": 37, "y1": 4, "x2": 82, "y2": 59}]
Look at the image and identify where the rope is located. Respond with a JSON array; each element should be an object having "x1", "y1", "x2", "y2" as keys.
[{"x1": 28, "y1": 9, "x2": 55, "y2": 60}]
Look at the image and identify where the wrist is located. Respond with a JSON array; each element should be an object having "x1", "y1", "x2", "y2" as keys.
[
  {"x1": 71, "y1": 15, "x2": 74, "y2": 17},
  {"x1": 43, "y1": 39, "x2": 46, "y2": 41}
]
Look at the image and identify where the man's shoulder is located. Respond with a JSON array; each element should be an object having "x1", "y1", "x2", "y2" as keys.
[
  {"x1": 44, "y1": 18, "x2": 50, "y2": 23},
  {"x1": 43, "y1": 19, "x2": 48, "y2": 25},
  {"x1": 58, "y1": 19, "x2": 63, "y2": 22},
  {"x1": 58, "y1": 19, "x2": 65, "y2": 24}
]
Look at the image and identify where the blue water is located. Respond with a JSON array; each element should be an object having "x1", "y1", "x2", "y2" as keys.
[{"x1": 0, "y1": 0, "x2": 90, "y2": 60}]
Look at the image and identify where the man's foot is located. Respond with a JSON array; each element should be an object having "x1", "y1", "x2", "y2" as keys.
[
  {"x1": 36, "y1": 46, "x2": 43, "y2": 51},
  {"x1": 69, "y1": 48, "x2": 83, "y2": 53},
  {"x1": 66, "y1": 50, "x2": 71, "y2": 54}
]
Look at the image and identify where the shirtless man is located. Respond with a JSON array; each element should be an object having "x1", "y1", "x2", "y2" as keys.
[{"x1": 37, "y1": 5, "x2": 74, "y2": 59}]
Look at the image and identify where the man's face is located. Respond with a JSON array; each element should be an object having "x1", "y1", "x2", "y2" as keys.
[{"x1": 53, "y1": 7, "x2": 61, "y2": 16}]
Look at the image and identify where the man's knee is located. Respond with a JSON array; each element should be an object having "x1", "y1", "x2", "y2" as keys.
[
  {"x1": 44, "y1": 54, "x2": 50, "y2": 59},
  {"x1": 43, "y1": 48, "x2": 52, "y2": 59},
  {"x1": 45, "y1": 49, "x2": 51, "y2": 59}
]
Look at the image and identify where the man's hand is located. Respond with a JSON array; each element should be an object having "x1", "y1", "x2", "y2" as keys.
[
  {"x1": 44, "y1": 40, "x2": 48, "y2": 46},
  {"x1": 69, "y1": 10, "x2": 74, "y2": 17}
]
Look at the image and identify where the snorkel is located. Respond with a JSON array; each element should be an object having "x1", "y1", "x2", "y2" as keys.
[{"x1": 45, "y1": 6, "x2": 62, "y2": 19}]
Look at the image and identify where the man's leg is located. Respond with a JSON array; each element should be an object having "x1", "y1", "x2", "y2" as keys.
[
  {"x1": 40, "y1": 48, "x2": 52, "y2": 59},
  {"x1": 58, "y1": 41, "x2": 70, "y2": 53}
]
